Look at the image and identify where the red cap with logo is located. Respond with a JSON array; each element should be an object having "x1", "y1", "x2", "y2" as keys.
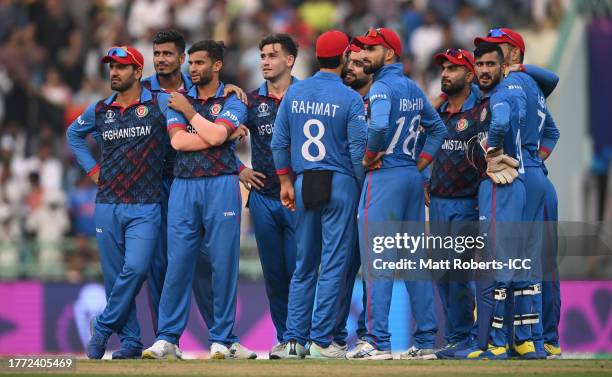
[
  {"x1": 316, "y1": 30, "x2": 350, "y2": 58},
  {"x1": 101, "y1": 46, "x2": 144, "y2": 68},
  {"x1": 474, "y1": 28, "x2": 525, "y2": 54},
  {"x1": 434, "y1": 48, "x2": 475, "y2": 73},
  {"x1": 354, "y1": 27, "x2": 402, "y2": 57}
]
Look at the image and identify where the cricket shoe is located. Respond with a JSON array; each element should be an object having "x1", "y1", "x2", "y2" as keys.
[
  {"x1": 86, "y1": 332, "x2": 109, "y2": 359},
  {"x1": 229, "y1": 343, "x2": 257, "y2": 359},
  {"x1": 345, "y1": 341, "x2": 392, "y2": 360},
  {"x1": 210, "y1": 343, "x2": 230, "y2": 359},
  {"x1": 142, "y1": 340, "x2": 181, "y2": 359},
  {"x1": 112, "y1": 347, "x2": 143, "y2": 359},
  {"x1": 399, "y1": 346, "x2": 437, "y2": 360},
  {"x1": 512, "y1": 340, "x2": 537, "y2": 359},
  {"x1": 544, "y1": 343, "x2": 562, "y2": 359},
  {"x1": 307, "y1": 342, "x2": 347, "y2": 359},
  {"x1": 436, "y1": 337, "x2": 477, "y2": 359},
  {"x1": 284, "y1": 340, "x2": 307, "y2": 359},
  {"x1": 478, "y1": 344, "x2": 509, "y2": 360},
  {"x1": 269, "y1": 342, "x2": 287, "y2": 359},
  {"x1": 346, "y1": 339, "x2": 369, "y2": 359}
]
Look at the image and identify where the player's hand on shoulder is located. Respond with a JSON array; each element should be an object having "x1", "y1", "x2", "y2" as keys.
[
  {"x1": 168, "y1": 91, "x2": 193, "y2": 114},
  {"x1": 90, "y1": 170, "x2": 100, "y2": 185},
  {"x1": 239, "y1": 167, "x2": 266, "y2": 191},
  {"x1": 224, "y1": 84, "x2": 248, "y2": 104}
]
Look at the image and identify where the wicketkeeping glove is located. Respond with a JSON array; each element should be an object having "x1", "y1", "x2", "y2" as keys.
[{"x1": 485, "y1": 148, "x2": 520, "y2": 185}]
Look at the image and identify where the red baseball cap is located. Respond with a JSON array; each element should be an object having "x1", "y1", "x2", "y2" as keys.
[
  {"x1": 434, "y1": 48, "x2": 475, "y2": 73},
  {"x1": 474, "y1": 28, "x2": 525, "y2": 54},
  {"x1": 316, "y1": 30, "x2": 350, "y2": 58},
  {"x1": 354, "y1": 27, "x2": 402, "y2": 57},
  {"x1": 101, "y1": 46, "x2": 144, "y2": 68}
]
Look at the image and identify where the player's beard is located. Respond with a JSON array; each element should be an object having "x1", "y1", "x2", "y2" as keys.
[
  {"x1": 111, "y1": 75, "x2": 137, "y2": 92},
  {"x1": 363, "y1": 54, "x2": 384, "y2": 75},
  {"x1": 193, "y1": 67, "x2": 213, "y2": 86},
  {"x1": 348, "y1": 75, "x2": 370, "y2": 91},
  {"x1": 477, "y1": 70, "x2": 502, "y2": 92},
  {"x1": 441, "y1": 78, "x2": 466, "y2": 96}
]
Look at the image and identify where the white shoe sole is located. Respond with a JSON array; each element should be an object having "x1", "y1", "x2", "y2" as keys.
[
  {"x1": 348, "y1": 354, "x2": 394, "y2": 360},
  {"x1": 399, "y1": 354, "x2": 438, "y2": 360}
]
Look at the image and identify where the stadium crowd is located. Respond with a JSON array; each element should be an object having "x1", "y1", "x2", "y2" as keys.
[{"x1": 0, "y1": 0, "x2": 566, "y2": 281}]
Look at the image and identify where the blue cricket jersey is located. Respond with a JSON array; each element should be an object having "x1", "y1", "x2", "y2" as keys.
[
  {"x1": 166, "y1": 83, "x2": 248, "y2": 178},
  {"x1": 142, "y1": 73, "x2": 193, "y2": 178},
  {"x1": 242, "y1": 78, "x2": 298, "y2": 198},
  {"x1": 66, "y1": 86, "x2": 169, "y2": 204},
  {"x1": 502, "y1": 72, "x2": 559, "y2": 168},
  {"x1": 271, "y1": 71, "x2": 367, "y2": 182},
  {"x1": 486, "y1": 79, "x2": 528, "y2": 176},
  {"x1": 365, "y1": 63, "x2": 447, "y2": 169}
]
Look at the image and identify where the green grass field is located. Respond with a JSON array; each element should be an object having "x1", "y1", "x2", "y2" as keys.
[{"x1": 2, "y1": 359, "x2": 611, "y2": 377}]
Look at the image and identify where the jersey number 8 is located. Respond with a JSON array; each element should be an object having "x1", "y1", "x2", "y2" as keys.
[{"x1": 301, "y1": 119, "x2": 326, "y2": 162}]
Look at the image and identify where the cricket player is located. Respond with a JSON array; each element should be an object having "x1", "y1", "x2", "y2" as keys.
[
  {"x1": 427, "y1": 48, "x2": 482, "y2": 358},
  {"x1": 350, "y1": 27, "x2": 447, "y2": 360},
  {"x1": 271, "y1": 30, "x2": 367, "y2": 359},
  {"x1": 237, "y1": 33, "x2": 299, "y2": 359},
  {"x1": 141, "y1": 29, "x2": 245, "y2": 347},
  {"x1": 142, "y1": 40, "x2": 254, "y2": 360},
  {"x1": 338, "y1": 44, "x2": 372, "y2": 355},
  {"x1": 475, "y1": 28, "x2": 560, "y2": 359},
  {"x1": 66, "y1": 46, "x2": 170, "y2": 359},
  {"x1": 465, "y1": 42, "x2": 536, "y2": 360}
]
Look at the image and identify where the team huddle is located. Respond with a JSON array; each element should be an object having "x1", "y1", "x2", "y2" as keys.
[{"x1": 66, "y1": 25, "x2": 561, "y2": 361}]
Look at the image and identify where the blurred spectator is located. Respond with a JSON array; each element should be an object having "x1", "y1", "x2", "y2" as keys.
[
  {"x1": 400, "y1": 0, "x2": 424, "y2": 56},
  {"x1": 127, "y1": 0, "x2": 171, "y2": 40},
  {"x1": 28, "y1": 0, "x2": 76, "y2": 66},
  {"x1": 25, "y1": 143, "x2": 63, "y2": 191},
  {"x1": 299, "y1": 0, "x2": 337, "y2": 33},
  {"x1": 26, "y1": 188, "x2": 69, "y2": 279},
  {"x1": 451, "y1": 1, "x2": 486, "y2": 50},
  {"x1": 410, "y1": 9, "x2": 444, "y2": 77},
  {"x1": 40, "y1": 67, "x2": 72, "y2": 107},
  {"x1": 269, "y1": 0, "x2": 294, "y2": 33},
  {"x1": 25, "y1": 172, "x2": 44, "y2": 214},
  {"x1": 68, "y1": 174, "x2": 96, "y2": 239}
]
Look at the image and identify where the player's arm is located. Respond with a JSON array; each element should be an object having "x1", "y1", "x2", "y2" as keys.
[
  {"x1": 510, "y1": 64, "x2": 559, "y2": 98},
  {"x1": 66, "y1": 104, "x2": 100, "y2": 183},
  {"x1": 363, "y1": 82, "x2": 391, "y2": 167},
  {"x1": 486, "y1": 97, "x2": 511, "y2": 150},
  {"x1": 413, "y1": 130, "x2": 431, "y2": 204},
  {"x1": 539, "y1": 107, "x2": 560, "y2": 161},
  {"x1": 347, "y1": 94, "x2": 367, "y2": 183},
  {"x1": 168, "y1": 91, "x2": 234, "y2": 146},
  {"x1": 417, "y1": 91, "x2": 448, "y2": 171},
  {"x1": 271, "y1": 92, "x2": 294, "y2": 211}
]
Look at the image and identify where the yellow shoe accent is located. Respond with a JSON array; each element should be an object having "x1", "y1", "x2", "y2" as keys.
[
  {"x1": 466, "y1": 349, "x2": 483, "y2": 359},
  {"x1": 544, "y1": 343, "x2": 562, "y2": 358},
  {"x1": 487, "y1": 345, "x2": 508, "y2": 357},
  {"x1": 513, "y1": 341, "x2": 536, "y2": 356},
  {"x1": 141, "y1": 350, "x2": 156, "y2": 359},
  {"x1": 211, "y1": 351, "x2": 226, "y2": 360}
]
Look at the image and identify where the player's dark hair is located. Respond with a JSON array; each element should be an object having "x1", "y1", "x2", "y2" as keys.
[
  {"x1": 188, "y1": 40, "x2": 226, "y2": 62},
  {"x1": 259, "y1": 34, "x2": 299, "y2": 59},
  {"x1": 317, "y1": 55, "x2": 343, "y2": 69},
  {"x1": 473, "y1": 42, "x2": 504, "y2": 64},
  {"x1": 152, "y1": 29, "x2": 186, "y2": 53}
]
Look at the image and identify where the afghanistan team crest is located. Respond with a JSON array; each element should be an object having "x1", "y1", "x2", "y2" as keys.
[
  {"x1": 480, "y1": 108, "x2": 488, "y2": 122},
  {"x1": 210, "y1": 103, "x2": 223, "y2": 116},
  {"x1": 135, "y1": 105, "x2": 148, "y2": 118},
  {"x1": 456, "y1": 118, "x2": 469, "y2": 131}
]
